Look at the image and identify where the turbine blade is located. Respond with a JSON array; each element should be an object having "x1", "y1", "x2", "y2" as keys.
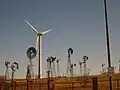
[
  {"x1": 36, "y1": 36, "x2": 39, "y2": 51},
  {"x1": 41, "y1": 29, "x2": 54, "y2": 35},
  {"x1": 25, "y1": 19, "x2": 38, "y2": 34}
]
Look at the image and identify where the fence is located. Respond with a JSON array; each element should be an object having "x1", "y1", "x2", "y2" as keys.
[{"x1": 0, "y1": 75, "x2": 120, "y2": 90}]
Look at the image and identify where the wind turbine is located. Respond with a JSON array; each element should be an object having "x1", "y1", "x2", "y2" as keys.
[{"x1": 25, "y1": 19, "x2": 53, "y2": 78}]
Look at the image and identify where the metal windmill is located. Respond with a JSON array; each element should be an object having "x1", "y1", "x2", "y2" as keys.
[
  {"x1": 79, "y1": 61, "x2": 83, "y2": 76},
  {"x1": 118, "y1": 60, "x2": 120, "y2": 73},
  {"x1": 51, "y1": 57, "x2": 56, "y2": 77},
  {"x1": 46, "y1": 56, "x2": 56, "y2": 77},
  {"x1": 83, "y1": 56, "x2": 88, "y2": 76},
  {"x1": 101, "y1": 64, "x2": 106, "y2": 74},
  {"x1": 5, "y1": 61, "x2": 10, "y2": 80},
  {"x1": 87, "y1": 69, "x2": 90, "y2": 75},
  {"x1": 26, "y1": 47, "x2": 37, "y2": 79},
  {"x1": 47, "y1": 57, "x2": 53, "y2": 77},
  {"x1": 11, "y1": 62, "x2": 19, "y2": 80},
  {"x1": 56, "y1": 59, "x2": 60, "y2": 77},
  {"x1": 67, "y1": 48, "x2": 73, "y2": 77},
  {"x1": 70, "y1": 64, "x2": 76, "y2": 77},
  {"x1": 46, "y1": 57, "x2": 51, "y2": 71}
]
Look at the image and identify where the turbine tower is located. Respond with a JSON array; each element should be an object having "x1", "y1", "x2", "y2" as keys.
[{"x1": 25, "y1": 19, "x2": 53, "y2": 78}]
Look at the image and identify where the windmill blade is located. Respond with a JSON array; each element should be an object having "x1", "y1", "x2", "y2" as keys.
[
  {"x1": 41, "y1": 29, "x2": 54, "y2": 35},
  {"x1": 25, "y1": 19, "x2": 38, "y2": 34},
  {"x1": 36, "y1": 36, "x2": 39, "y2": 51}
]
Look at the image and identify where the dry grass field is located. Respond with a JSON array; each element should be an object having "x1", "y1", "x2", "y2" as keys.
[{"x1": 0, "y1": 73, "x2": 120, "y2": 90}]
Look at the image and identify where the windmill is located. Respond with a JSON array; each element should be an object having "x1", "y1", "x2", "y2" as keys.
[
  {"x1": 101, "y1": 64, "x2": 106, "y2": 74},
  {"x1": 46, "y1": 56, "x2": 56, "y2": 77},
  {"x1": 25, "y1": 19, "x2": 53, "y2": 78},
  {"x1": 83, "y1": 56, "x2": 88, "y2": 76},
  {"x1": 56, "y1": 59, "x2": 60, "y2": 77},
  {"x1": 11, "y1": 62, "x2": 19, "y2": 80},
  {"x1": 70, "y1": 64, "x2": 76, "y2": 77},
  {"x1": 79, "y1": 61, "x2": 82, "y2": 76},
  {"x1": 67, "y1": 48, "x2": 73, "y2": 77},
  {"x1": 51, "y1": 57, "x2": 56, "y2": 77},
  {"x1": 119, "y1": 60, "x2": 120, "y2": 73},
  {"x1": 5, "y1": 61, "x2": 10, "y2": 80},
  {"x1": 26, "y1": 47, "x2": 37, "y2": 79},
  {"x1": 87, "y1": 69, "x2": 90, "y2": 75},
  {"x1": 46, "y1": 57, "x2": 52, "y2": 77}
]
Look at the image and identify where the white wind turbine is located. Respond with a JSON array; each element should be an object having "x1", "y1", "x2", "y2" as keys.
[{"x1": 25, "y1": 19, "x2": 53, "y2": 78}]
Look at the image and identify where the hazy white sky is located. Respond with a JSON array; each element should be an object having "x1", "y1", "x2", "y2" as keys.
[{"x1": 0, "y1": 0, "x2": 120, "y2": 78}]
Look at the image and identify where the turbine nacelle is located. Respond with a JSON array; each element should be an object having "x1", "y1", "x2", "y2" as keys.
[{"x1": 37, "y1": 33, "x2": 43, "y2": 36}]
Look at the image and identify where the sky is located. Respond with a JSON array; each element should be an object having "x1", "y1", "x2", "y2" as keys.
[{"x1": 0, "y1": 0, "x2": 120, "y2": 78}]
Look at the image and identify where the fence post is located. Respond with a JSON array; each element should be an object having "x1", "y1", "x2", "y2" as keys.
[
  {"x1": 27, "y1": 79, "x2": 32, "y2": 90},
  {"x1": 72, "y1": 82, "x2": 73, "y2": 90},
  {"x1": 0, "y1": 82, "x2": 4, "y2": 90},
  {"x1": 51, "y1": 80, "x2": 54, "y2": 90},
  {"x1": 11, "y1": 81, "x2": 16, "y2": 90},
  {"x1": 117, "y1": 79, "x2": 119, "y2": 90},
  {"x1": 13, "y1": 81, "x2": 16, "y2": 90},
  {"x1": 92, "y1": 77, "x2": 98, "y2": 90}
]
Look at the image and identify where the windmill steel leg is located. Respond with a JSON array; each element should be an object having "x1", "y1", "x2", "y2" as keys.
[
  {"x1": 53, "y1": 62, "x2": 56, "y2": 77},
  {"x1": 80, "y1": 65, "x2": 82, "y2": 76},
  {"x1": 57, "y1": 63, "x2": 59, "y2": 76}
]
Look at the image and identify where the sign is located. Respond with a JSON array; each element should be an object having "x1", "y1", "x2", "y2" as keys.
[
  {"x1": 107, "y1": 66, "x2": 114, "y2": 77},
  {"x1": 27, "y1": 47, "x2": 37, "y2": 59}
]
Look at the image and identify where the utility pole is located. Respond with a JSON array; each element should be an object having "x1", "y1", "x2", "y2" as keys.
[{"x1": 104, "y1": 0, "x2": 112, "y2": 90}]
